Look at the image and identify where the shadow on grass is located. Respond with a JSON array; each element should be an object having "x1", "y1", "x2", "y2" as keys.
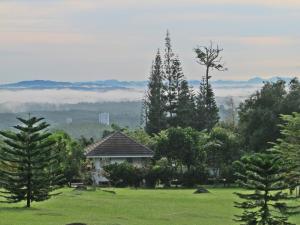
[
  {"x1": 0, "y1": 206, "x2": 41, "y2": 212},
  {"x1": 0, "y1": 205, "x2": 63, "y2": 217}
]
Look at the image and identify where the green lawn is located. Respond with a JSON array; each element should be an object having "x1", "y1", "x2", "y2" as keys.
[{"x1": 0, "y1": 188, "x2": 299, "y2": 225}]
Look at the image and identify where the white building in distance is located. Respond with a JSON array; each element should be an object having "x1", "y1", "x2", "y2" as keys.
[{"x1": 99, "y1": 112, "x2": 110, "y2": 126}]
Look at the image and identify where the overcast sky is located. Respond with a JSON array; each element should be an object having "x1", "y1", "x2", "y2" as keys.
[{"x1": 0, "y1": 0, "x2": 299, "y2": 83}]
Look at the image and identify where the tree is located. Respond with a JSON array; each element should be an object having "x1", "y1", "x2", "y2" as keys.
[
  {"x1": 194, "y1": 41, "x2": 227, "y2": 93},
  {"x1": 124, "y1": 129, "x2": 155, "y2": 148},
  {"x1": 145, "y1": 50, "x2": 166, "y2": 135},
  {"x1": 164, "y1": 30, "x2": 176, "y2": 121},
  {"x1": 204, "y1": 126, "x2": 241, "y2": 184},
  {"x1": 176, "y1": 80, "x2": 196, "y2": 128},
  {"x1": 234, "y1": 153, "x2": 299, "y2": 225},
  {"x1": 50, "y1": 131, "x2": 86, "y2": 186},
  {"x1": 272, "y1": 113, "x2": 300, "y2": 196},
  {"x1": 195, "y1": 78, "x2": 219, "y2": 131},
  {"x1": 238, "y1": 79, "x2": 300, "y2": 152},
  {"x1": 0, "y1": 116, "x2": 62, "y2": 207},
  {"x1": 155, "y1": 127, "x2": 205, "y2": 170},
  {"x1": 166, "y1": 56, "x2": 186, "y2": 127}
]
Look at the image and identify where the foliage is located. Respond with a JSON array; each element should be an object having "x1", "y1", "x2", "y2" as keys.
[
  {"x1": 154, "y1": 127, "x2": 205, "y2": 170},
  {"x1": 195, "y1": 79, "x2": 219, "y2": 131},
  {"x1": 272, "y1": 113, "x2": 300, "y2": 194},
  {"x1": 102, "y1": 123, "x2": 126, "y2": 138},
  {"x1": 204, "y1": 126, "x2": 242, "y2": 183},
  {"x1": 103, "y1": 162, "x2": 144, "y2": 187},
  {"x1": 50, "y1": 131, "x2": 87, "y2": 185},
  {"x1": 0, "y1": 116, "x2": 63, "y2": 207},
  {"x1": 176, "y1": 80, "x2": 196, "y2": 128},
  {"x1": 193, "y1": 41, "x2": 226, "y2": 131},
  {"x1": 238, "y1": 79, "x2": 300, "y2": 152},
  {"x1": 145, "y1": 31, "x2": 196, "y2": 132},
  {"x1": 124, "y1": 129, "x2": 155, "y2": 148},
  {"x1": 194, "y1": 41, "x2": 227, "y2": 90},
  {"x1": 234, "y1": 153, "x2": 299, "y2": 225},
  {"x1": 180, "y1": 165, "x2": 209, "y2": 187},
  {"x1": 151, "y1": 158, "x2": 176, "y2": 187},
  {"x1": 145, "y1": 50, "x2": 167, "y2": 135}
]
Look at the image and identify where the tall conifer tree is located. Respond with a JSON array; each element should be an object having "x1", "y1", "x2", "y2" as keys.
[
  {"x1": 145, "y1": 50, "x2": 166, "y2": 135},
  {"x1": 176, "y1": 80, "x2": 195, "y2": 127},
  {"x1": 164, "y1": 30, "x2": 176, "y2": 122},
  {"x1": 0, "y1": 116, "x2": 62, "y2": 207},
  {"x1": 195, "y1": 77, "x2": 219, "y2": 130},
  {"x1": 167, "y1": 56, "x2": 186, "y2": 126}
]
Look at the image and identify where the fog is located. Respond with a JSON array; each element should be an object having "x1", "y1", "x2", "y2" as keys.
[
  {"x1": 0, "y1": 89, "x2": 145, "y2": 104},
  {"x1": 0, "y1": 85, "x2": 262, "y2": 113}
]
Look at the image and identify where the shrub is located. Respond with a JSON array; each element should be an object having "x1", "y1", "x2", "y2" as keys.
[
  {"x1": 180, "y1": 166, "x2": 209, "y2": 187},
  {"x1": 103, "y1": 162, "x2": 144, "y2": 187}
]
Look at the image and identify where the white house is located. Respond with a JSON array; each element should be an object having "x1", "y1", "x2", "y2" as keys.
[{"x1": 85, "y1": 131, "x2": 154, "y2": 184}]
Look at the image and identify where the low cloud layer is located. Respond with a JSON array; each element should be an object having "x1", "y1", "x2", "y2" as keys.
[
  {"x1": 0, "y1": 85, "x2": 261, "y2": 104},
  {"x1": 0, "y1": 89, "x2": 145, "y2": 105}
]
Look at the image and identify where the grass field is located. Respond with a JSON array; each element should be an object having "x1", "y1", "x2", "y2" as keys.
[{"x1": 0, "y1": 188, "x2": 299, "y2": 225}]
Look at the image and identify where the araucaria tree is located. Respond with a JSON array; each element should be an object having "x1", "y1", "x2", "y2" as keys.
[
  {"x1": 145, "y1": 50, "x2": 166, "y2": 135},
  {"x1": 194, "y1": 42, "x2": 226, "y2": 131},
  {"x1": 0, "y1": 116, "x2": 62, "y2": 207},
  {"x1": 234, "y1": 153, "x2": 299, "y2": 225},
  {"x1": 164, "y1": 30, "x2": 176, "y2": 122},
  {"x1": 176, "y1": 80, "x2": 195, "y2": 127},
  {"x1": 272, "y1": 113, "x2": 300, "y2": 196},
  {"x1": 195, "y1": 78, "x2": 219, "y2": 130},
  {"x1": 163, "y1": 31, "x2": 189, "y2": 127},
  {"x1": 194, "y1": 41, "x2": 227, "y2": 93}
]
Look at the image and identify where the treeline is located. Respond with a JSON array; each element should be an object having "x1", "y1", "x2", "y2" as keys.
[{"x1": 144, "y1": 32, "x2": 225, "y2": 134}]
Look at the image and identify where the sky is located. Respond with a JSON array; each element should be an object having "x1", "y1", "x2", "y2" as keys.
[{"x1": 0, "y1": 0, "x2": 299, "y2": 83}]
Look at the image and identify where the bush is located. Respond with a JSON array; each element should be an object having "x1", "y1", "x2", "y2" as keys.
[
  {"x1": 103, "y1": 162, "x2": 144, "y2": 187},
  {"x1": 180, "y1": 166, "x2": 209, "y2": 187}
]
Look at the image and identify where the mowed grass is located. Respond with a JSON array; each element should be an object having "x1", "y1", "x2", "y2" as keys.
[{"x1": 0, "y1": 188, "x2": 299, "y2": 225}]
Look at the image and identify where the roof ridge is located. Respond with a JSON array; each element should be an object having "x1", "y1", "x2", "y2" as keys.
[
  {"x1": 85, "y1": 131, "x2": 117, "y2": 154},
  {"x1": 85, "y1": 131, "x2": 154, "y2": 157},
  {"x1": 119, "y1": 131, "x2": 154, "y2": 154}
]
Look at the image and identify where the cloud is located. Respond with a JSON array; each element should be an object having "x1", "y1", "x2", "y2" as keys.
[
  {"x1": 0, "y1": 31, "x2": 96, "y2": 45},
  {"x1": 0, "y1": 89, "x2": 144, "y2": 105}
]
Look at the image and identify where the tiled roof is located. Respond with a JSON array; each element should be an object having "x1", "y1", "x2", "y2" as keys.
[{"x1": 85, "y1": 131, "x2": 154, "y2": 157}]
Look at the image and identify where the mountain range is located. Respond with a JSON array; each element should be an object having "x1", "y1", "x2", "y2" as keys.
[{"x1": 0, "y1": 76, "x2": 294, "y2": 91}]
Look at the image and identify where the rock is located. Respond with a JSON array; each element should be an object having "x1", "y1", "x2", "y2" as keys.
[{"x1": 194, "y1": 187, "x2": 210, "y2": 194}]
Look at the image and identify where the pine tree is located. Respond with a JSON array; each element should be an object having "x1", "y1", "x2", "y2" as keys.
[
  {"x1": 168, "y1": 56, "x2": 185, "y2": 127},
  {"x1": 205, "y1": 83, "x2": 219, "y2": 130},
  {"x1": 272, "y1": 113, "x2": 300, "y2": 196},
  {"x1": 195, "y1": 78, "x2": 219, "y2": 130},
  {"x1": 195, "y1": 77, "x2": 207, "y2": 130},
  {"x1": 145, "y1": 50, "x2": 166, "y2": 135},
  {"x1": 163, "y1": 30, "x2": 176, "y2": 123},
  {"x1": 0, "y1": 116, "x2": 63, "y2": 207},
  {"x1": 234, "y1": 153, "x2": 299, "y2": 225},
  {"x1": 176, "y1": 80, "x2": 195, "y2": 127}
]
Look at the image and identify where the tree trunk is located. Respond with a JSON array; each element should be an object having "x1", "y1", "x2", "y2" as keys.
[{"x1": 205, "y1": 66, "x2": 209, "y2": 94}]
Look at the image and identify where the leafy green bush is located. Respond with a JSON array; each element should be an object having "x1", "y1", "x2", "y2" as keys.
[
  {"x1": 180, "y1": 166, "x2": 209, "y2": 187},
  {"x1": 103, "y1": 162, "x2": 144, "y2": 187}
]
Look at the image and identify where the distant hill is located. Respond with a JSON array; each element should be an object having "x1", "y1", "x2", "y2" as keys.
[{"x1": 0, "y1": 76, "x2": 294, "y2": 90}]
